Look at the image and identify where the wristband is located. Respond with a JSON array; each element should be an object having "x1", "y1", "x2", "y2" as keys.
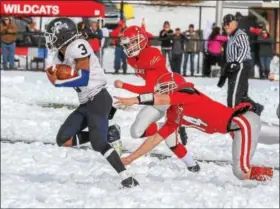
[{"x1": 137, "y1": 93, "x2": 154, "y2": 105}]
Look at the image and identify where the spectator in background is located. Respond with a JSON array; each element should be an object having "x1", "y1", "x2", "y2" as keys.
[
  {"x1": 97, "y1": 18, "x2": 109, "y2": 69},
  {"x1": 171, "y1": 28, "x2": 184, "y2": 74},
  {"x1": 25, "y1": 21, "x2": 41, "y2": 46},
  {"x1": 77, "y1": 22, "x2": 92, "y2": 40},
  {"x1": 140, "y1": 17, "x2": 154, "y2": 47},
  {"x1": 248, "y1": 17, "x2": 263, "y2": 77},
  {"x1": 111, "y1": 20, "x2": 127, "y2": 74},
  {"x1": 89, "y1": 21, "x2": 103, "y2": 62},
  {"x1": 159, "y1": 21, "x2": 173, "y2": 66},
  {"x1": 207, "y1": 26, "x2": 228, "y2": 68},
  {"x1": 182, "y1": 24, "x2": 199, "y2": 76},
  {"x1": 0, "y1": 17, "x2": 18, "y2": 70},
  {"x1": 257, "y1": 29, "x2": 274, "y2": 79},
  {"x1": 203, "y1": 21, "x2": 216, "y2": 77}
]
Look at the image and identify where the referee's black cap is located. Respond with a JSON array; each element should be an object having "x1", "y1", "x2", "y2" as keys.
[{"x1": 223, "y1": 14, "x2": 236, "y2": 26}]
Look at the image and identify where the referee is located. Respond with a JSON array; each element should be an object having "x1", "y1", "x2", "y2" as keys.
[{"x1": 218, "y1": 14, "x2": 263, "y2": 115}]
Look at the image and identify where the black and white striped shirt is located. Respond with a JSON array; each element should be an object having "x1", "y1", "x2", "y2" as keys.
[{"x1": 226, "y1": 28, "x2": 251, "y2": 63}]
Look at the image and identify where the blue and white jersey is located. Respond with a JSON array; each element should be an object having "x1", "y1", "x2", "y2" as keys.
[{"x1": 51, "y1": 39, "x2": 107, "y2": 104}]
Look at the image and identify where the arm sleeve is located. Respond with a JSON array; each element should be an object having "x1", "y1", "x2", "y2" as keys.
[
  {"x1": 123, "y1": 50, "x2": 166, "y2": 94},
  {"x1": 159, "y1": 30, "x2": 167, "y2": 38},
  {"x1": 235, "y1": 34, "x2": 250, "y2": 63},
  {"x1": 258, "y1": 36, "x2": 274, "y2": 44},
  {"x1": 0, "y1": 25, "x2": 5, "y2": 32},
  {"x1": 158, "y1": 120, "x2": 178, "y2": 139},
  {"x1": 216, "y1": 35, "x2": 228, "y2": 42},
  {"x1": 122, "y1": 69, "x2": 159, "y2": 94},
  {"x1": 7, "y1": 23, "x2": 17, "y2": 33},
  {"x1": 55, "y1": 69, "x2": 89, "y2": 87}
]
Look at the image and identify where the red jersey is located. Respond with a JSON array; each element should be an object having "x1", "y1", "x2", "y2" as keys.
[
  {"x1": 122, "y1": 47, "x2": 169, "y2": 94},
  {"x1": 158, "y1": 91, "x2": 251, "y2": 139}
]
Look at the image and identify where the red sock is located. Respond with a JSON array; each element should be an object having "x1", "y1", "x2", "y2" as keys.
[
  {"x1": 171, "y1": 143, "x2": 187, "y2": 159},
  {"x1": 250, "y1": 166, "x2": 273, "y2": 181},
  {"x1": 143, "y1": 123, "x2": 158, "y2": 137}
]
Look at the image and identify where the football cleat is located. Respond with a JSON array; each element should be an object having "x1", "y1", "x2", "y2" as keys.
[
  {"x1": 121, "y1": 177, "x2": 139, "y2": 188},
  {"x1": 107, "y1": 124, "x2": 123, "y2": 156},
  {"x1": 187, "y1": 162, "x2": 200, "y2": 172}
]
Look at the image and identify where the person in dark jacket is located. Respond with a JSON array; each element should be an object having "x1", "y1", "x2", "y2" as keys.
[
  {"x1": 257, "y1": 29, "x2": 274, "y2": 79},
  {"x1": 171, "y1": 28, "x2": 184, "y2": 74},
  {"x1": 111, "y1": 20, "x2": 127, "y2": 74},
  {"x1": 159, "y1": 21, "x2": 173, "y2": 66},
  {"x1": 77, "y1": 22, "x2": 92, "y2": 40},
  {"x1": 89, "y1": 21, "x2": 103, "y2": 62}
]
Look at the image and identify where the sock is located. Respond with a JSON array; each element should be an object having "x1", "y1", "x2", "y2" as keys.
[
  {"x1": 170, "y1": 143, "x2": 196, "y2": 167},
  {"x1": 101, "y1": 144, "x2": 128, "y2": 180},
  {"x1": 182, "y1": 150, "x2": 196, "y2": 167},
  {"x1": 142, "y1": 122, "x2": 158, "y2": 137},
  {"x1": 250, "y1": 166, "x2": 273, "y2": 181}
]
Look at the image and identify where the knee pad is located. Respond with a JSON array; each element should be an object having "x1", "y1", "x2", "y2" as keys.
[
  {"x1": 56, "y1": 131, "x2": 69, "y2": 147},
  {"x1": 130, "y1": 124, "x2": 144, "y2": 139}
]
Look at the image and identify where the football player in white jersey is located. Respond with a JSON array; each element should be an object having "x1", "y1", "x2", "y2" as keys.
[{"x1": 44, "y1": 18, "x2": 138, "y2": 188}]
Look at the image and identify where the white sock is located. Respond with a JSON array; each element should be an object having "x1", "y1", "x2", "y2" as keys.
[
  {"x1": 182, "y1": 151, "x2": 196, "y2": 167},
  {"x1": 119, "y1": 170, "x2": 130, "y2": 181}
]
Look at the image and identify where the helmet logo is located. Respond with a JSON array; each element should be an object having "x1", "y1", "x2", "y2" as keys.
[{"x1": 51, "y1": 21, "x2": 69, "y2": 34}]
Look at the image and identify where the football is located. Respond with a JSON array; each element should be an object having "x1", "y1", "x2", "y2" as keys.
[{"x1": 47, "y1": 64, "x2": 78, "y2": 80}]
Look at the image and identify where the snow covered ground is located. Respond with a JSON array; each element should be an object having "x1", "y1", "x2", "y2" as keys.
[{"x1": 1, "y1": 71, "x2": 279, "y2": 208}]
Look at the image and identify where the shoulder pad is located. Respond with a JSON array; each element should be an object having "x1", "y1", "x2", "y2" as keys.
[
  {"x1": 65, "y1": 39, "x2": 93, "y2": 60},
  {"x1": 142, "y1": 47, "x2": 165, "y2": 68}
]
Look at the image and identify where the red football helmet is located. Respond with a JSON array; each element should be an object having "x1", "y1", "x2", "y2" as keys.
[
  {"x1": 121, "y1": 26, "x2": 148, "y2": 57},
  {"x1": 155, "y1": 73, "x2": 194, "y2": 94}
]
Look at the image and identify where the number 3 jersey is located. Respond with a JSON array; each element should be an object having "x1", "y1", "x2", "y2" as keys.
[
  {"x1": 51, "y1": 39, "x2": 107, "y2": 104},
  {"x1": 158, "y1": 90, "x2": 251, "y2": 139}
]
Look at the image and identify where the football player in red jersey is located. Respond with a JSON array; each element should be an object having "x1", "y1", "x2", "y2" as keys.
[
  {"x1": 115, "y1": 73, "x2": 274, "y2": 182},
  {"x1": 114, "y1": 25, "x2": 199, "y2": 172}
]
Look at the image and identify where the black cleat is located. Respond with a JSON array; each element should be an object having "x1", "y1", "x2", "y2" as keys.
[
  {"x1": 240, "y1": 97, "x2": 264, "y2": 116},
  {"x1": 187, "y1": 162, "x2": 200, "y2": 173},
  {"x1": 179, "y1": 127, "x2": 188, "y2": 145},
  {"x1": 253, "y1": 103, "x2": 264, "y2": 116},
  {"x1": 121, "y1": 177, "x2": 139, "y2": 188},
  {"x1": 107, "y1": 124, "x2": 121, "y2": 143}
]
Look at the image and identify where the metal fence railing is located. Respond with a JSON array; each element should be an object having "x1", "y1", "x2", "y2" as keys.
[{"x1": 1, "y1": 31, "x2": 279, "y2": 76}]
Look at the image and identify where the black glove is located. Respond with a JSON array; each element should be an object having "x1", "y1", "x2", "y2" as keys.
[
  {"x1": 217, "y1": 66, "x2": 228, "y2": 88},
  {"x1": 226, "y1": 62, "x2": 240, "y2": 73}
]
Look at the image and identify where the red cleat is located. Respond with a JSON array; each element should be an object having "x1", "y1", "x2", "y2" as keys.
[{"x1": 249, "y1": 166, "x2": 273, "y2": 181}]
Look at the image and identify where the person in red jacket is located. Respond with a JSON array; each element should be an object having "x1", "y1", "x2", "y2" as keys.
[
  {"x1": 115, "y1": 72, "x2": 274, "y2": 182},
  {"x1": 114, "y1": 26, "x2": 198, "y2": 172},
  {"x1": 110, "y1": 20, "x2": 127, "y2": 74},
  {"x1": 140, "y1": 17, "x2": 153, "y2": 47}
]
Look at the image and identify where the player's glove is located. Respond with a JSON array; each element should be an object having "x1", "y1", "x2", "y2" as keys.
[
  {"x1": 217, "y1": 65, "x2": 228, "y2": 88},
  {"x1": 226, "y1": 62, "x2": 240, "y2": 73}
]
